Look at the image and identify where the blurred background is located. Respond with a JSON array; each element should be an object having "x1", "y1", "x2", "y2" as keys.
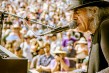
[{"x1": 0, "y1": 0, "x2": 93, "y2": 73}]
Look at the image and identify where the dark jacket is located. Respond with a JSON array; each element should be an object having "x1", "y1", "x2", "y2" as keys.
[{"x1": 88, "y1": 18, "x2": 109, "y2": 73}]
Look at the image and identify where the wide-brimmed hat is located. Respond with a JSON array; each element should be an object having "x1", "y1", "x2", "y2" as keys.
[
  {"x1": 77, "y1": 37, "x2": 87, "y2": 44},
  {"x1": 12, "y1": 24, "x2": 21, "y2": 29},
  {"x1": 53, "y1": 46, "x2": 66, "y2": 54},
  {"x1": 24, "y1": 34, "x2": 31, "y2": 39},
  {"x1": 68, "y1": 0, "x2": 109, "y2": 10}
]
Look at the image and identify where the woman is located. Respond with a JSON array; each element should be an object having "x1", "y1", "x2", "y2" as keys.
[
  {"x1": 49, "y1": 46, "x2": 70, "y2": 73},
  {"x1": 75, "y1": 37, "x2": 88, "y2": 69}
]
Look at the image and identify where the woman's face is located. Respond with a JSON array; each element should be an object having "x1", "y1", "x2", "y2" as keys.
[
  {"x1": 54, "y1": 53, "x2": 65, "y2": 61},
  {"x1": 73, "y1": 8, "x2": 89, "y2": 32}
]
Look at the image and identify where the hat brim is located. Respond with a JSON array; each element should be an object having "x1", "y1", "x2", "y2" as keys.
[
  {"x1": 77, "y1": 41, "x2": 87, "y2": 44},
  {"x1": 53, "y1": 51, "x2": 66, "y2": 54},
  {"x1": 68, "y1": 1, "x2": 109, "y2": 10}
]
